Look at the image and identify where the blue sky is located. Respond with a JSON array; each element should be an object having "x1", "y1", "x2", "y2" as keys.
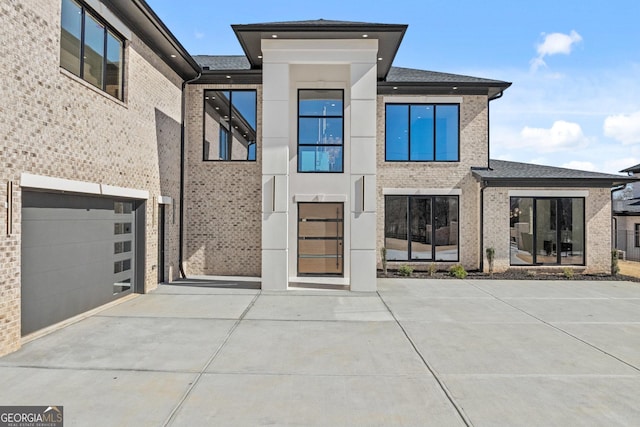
[{"x1": 147, "y1": 0, "x2": 640, "y2": 174}]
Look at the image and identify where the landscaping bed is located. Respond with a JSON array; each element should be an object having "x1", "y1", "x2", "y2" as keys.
[{"x1": 378, "y1": 268, "x2": 640, "y2": 282}]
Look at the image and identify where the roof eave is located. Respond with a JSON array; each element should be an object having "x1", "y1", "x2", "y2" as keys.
[
  {"x1": 473, "y1": 175, "x2": 637, "y2": 188},
  {"x1": 378, "y1": 81, "x2": 511, "y2": 97},
  {"x1": 104, "y1": 0, "x2": 200, "y2": 79}
]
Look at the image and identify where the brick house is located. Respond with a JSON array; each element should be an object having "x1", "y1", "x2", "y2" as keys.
[
  {"x1": 0, "y1": 1, "x2": 634, "y2": 356},
  {"x1": 613, "y1": 163, "x2": 640, "y2": 261}
]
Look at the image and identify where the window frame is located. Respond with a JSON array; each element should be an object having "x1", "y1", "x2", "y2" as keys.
[
  {"x1": 202, "y1": 89, "x2": 258, "y2": 162},
  {"x1": 509, "y1": 197, "x2": 586, "y2": 266},
  {"x1": 297, "y1": 89, "x2": 345, "y2": 173},
  {"x1": 384, "y1": 103, "x2": 460, "y2": 162},
  {"x1": 635, "y1": 224, "x2": 640, "y2": 248},
  {"x1": 60, "y1": 0, "x2": 125, "y2": 100},
  {"x1": 384, "y1": 195, "x2": 460, "y2": 262}
]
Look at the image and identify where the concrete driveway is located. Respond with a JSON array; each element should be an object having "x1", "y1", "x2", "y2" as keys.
[{"x1": 1, "y1": 278, "x2": 639, "y2": 426}]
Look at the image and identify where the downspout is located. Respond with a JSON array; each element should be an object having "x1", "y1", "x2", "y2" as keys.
[
  {"x1": 179, "y1": 72, "x2": 202, "y2": 278},
  {"x1": 487, "y1": 91, "x2": 503, "y2": 170},
  {"x1": 479, "y1": 180, "x2": 486, "y2": 272}
]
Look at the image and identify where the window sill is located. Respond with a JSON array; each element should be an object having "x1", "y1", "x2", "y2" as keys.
[{"x1": 59, "y1": 67, "x2": 126, "y2": 108}]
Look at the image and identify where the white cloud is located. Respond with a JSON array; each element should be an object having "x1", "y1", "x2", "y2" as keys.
[
  {"x1": 561, "y1": 161, "x2": 596, "y2": 171},
  {"x1": 530, "y1": 30, "x2": 582, "y2": 71},
  {"x1": 520, "y1": 120, "x2": 589, "y2": 152},
  {"x1": 603, "y1": 111, "x2": 640, "y2": 144},
  {"x1": 605, "y1": 158, "x2": 640, "y2": 173}
]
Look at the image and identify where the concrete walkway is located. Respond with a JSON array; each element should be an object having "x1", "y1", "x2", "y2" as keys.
[{"x1": 1, "y1": 278, "x2": 640, "y2": 426}]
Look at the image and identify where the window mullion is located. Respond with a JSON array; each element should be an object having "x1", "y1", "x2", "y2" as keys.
[
  {"x1": 102, "y1": 26, "x2": 107, "y2": 91},
  {"x1": 432, "y1": 105, "x2": 437, "y2": 161},
  {"x1": 406, "y1": 196, "x2": 412, "y2": 260},
  {"x1": 79, "y1": 7, "x2": 85, "y2": 79},
  {"x1": 407, "y1": 105, "x2": 412, "y2": 161}
]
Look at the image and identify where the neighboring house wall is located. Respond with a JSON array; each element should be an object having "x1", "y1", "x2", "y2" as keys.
[
  {"x1": 184, "y1": 84, "x2": 262, "y2": 276},
  {"x1": 376, "y1": 94, "x2": 489, "y2": 271},
  {"x1": 0, "y1": 1, "x2": 183, "y2": 356},
  {"x1": 614, "y1": 215, "x2": 640, "y2": 261},
  {"x1": 483, "y1": 187, "x2": 612, "y2": 273}
]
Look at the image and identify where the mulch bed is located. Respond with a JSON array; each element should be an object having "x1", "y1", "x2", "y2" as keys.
[{"x1": 378, "y1": 269, "x2": 640, "y2": 282}]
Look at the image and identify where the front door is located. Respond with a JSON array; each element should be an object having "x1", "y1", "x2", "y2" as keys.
[{"x1": 297, "y1": 202, "x2": 343, "y2": 275}]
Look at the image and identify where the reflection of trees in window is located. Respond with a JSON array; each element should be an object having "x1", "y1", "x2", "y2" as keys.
[
  {"x1": 203, "y1": 90, "x2": 257, "y2": 161},
  {"x1": 384, "y1": 195, "x2": 459, "y2": 261}
]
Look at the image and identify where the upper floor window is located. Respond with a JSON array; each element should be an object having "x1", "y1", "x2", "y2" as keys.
[
  {"x1": 385, "y1": 104, "x2": 459, "y2": 162},
  {"x1": 203, "y1": 90, "x2": 257, "y2": 161},
  {"x1": 298, "y1": 89, "x2": 344, "y2": 173},
  {"x1": 60, "y1": 0, "x2": 124, "y2": 100}
]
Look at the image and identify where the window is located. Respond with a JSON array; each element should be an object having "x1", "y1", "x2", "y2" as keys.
[
  {"x1": 635, "y1": 224, "x2": 640, "y2": 247},
  {"x1": 385, "y1": 104, "x2": 459, "y2": 161},
  {"x1": 60, "y1": 0, "x2": 124, "y2": 99},
  {"x1": 510, "y1": 197, "x2": 584, "y2": 265},
  {"x1": 298, "y1": 89, "x2": 344, "y2": 172},
  {"x1": 203, "y1": 90, "x2": 257, "y2": 161},
  {"x1": 384, "y1": 195, "x2": 459, "y2": 261}
]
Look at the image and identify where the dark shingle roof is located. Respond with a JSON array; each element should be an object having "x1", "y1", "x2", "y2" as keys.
[
  {"x1": 620, "y1": 163, "x2": 640, "y2": 173},
  {"x1": 194, "y1": 55, "x2": 250, "y2": 70},
  {"x1": 386, "y1": 67, "x2": 508, "y2": 85},
  {"x1": 473, "y1": 160, "x2": 636, "y2": 186},
  {"x1": 613, "y1": 199, "x2": 640, "y2": 214},
  {"x1": 238, "y1": 19, "x2": 398, "y2": 27}
]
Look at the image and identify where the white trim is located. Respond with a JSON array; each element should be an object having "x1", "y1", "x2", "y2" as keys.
[
  {"x1": 293, "y1": 194, "x2": 348, "y2": 202},
  {"x1": 101, "y1": 184, "x2": 149, "y2": 199},
  {"x1": 289, "y1": 276, "x2": 350, "y2": 286},
  {"x1": 20, "y1": 173, "x2": 101, "y2": 195},
  {"x1": 157, "y1": 195, "x2": 173, "y2": 205},
  {"x1": 383, "y1": 95, "x2": 463, "y2": 104},
  {"x1": 383, "y1": 188, "x2": 462, "y2": 196},
  {"x1": 508, "y1": 190, "x2": 589, "y2": 197},
  {"x1": 20, "y1": 173, "x2": 149, "y2": 200}
]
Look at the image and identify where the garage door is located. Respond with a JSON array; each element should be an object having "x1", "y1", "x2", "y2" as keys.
[{"x1": 21, "y1": 191, "x2": 142, "y2": 335}]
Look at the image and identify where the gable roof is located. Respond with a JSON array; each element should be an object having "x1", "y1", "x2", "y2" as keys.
[
  {"x1": 620, "y1": 163, "x2": 640, "y2": 173},
  {"x1": 472, "y1": 160, "x2": 637, "y2": 187},
  {"x1": 192, "y1": 55, "x2": 510, "y2": 95},
  {"x1": 383, "y1": 66, "x2": 510, "y2": 98},
  {"x1": 231, "y1": 19, "x2": 407, "y2": 79}
]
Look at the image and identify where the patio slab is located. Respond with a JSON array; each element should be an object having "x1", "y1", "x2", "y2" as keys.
[
  {"x1": 400, "y1": 321, "x2": 637, "y2": 375},
  {"x1": 207, "y1": 320, "x2": 426, "y2": 376},
  {"x1": 442, "y1": 375, "x2": 640, "y2": 427},
  {"x1": 244, "y1": 294, "x2": 394, "y2": 321},
  {"x1": 99, "y1": 293, "x2": 256, "y2": 319},
  {"x1": 0, "y1": 366, "x2": 195, "y2": 427},
  {"x1": 0, "y1": 316, "x2": 236, "y2": 372},
  {"x1": 170, "y1": 373, "x2": 465, "y2": 427}
]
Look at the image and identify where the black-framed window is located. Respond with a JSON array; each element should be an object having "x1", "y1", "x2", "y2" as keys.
[
  {"x1": 384, "y1": 195, "x2": 459, "y2": 261},
  {"x1": 298, "y1": 89, "x2": 344, "y2": 173},
  {"x1": 635, "y1": 224, "x2": 640, "y2": 247},
  {"x1": 203, "y1": 90, "x2": 257, "y2": 161},
  {"x1": 385, "y1": 104, "x2": 459, "y2": 161},
  {"x1": 510, "y1": 197, "x2": 585, "y2": 266},
  {"x1": 60, "y1": 0, "x2": 124, "y2": 100}
]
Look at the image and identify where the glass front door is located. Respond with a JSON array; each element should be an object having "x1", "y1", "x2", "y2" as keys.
[{"x1": 297, "y1": 203, "x2": 344, "y2": 275}]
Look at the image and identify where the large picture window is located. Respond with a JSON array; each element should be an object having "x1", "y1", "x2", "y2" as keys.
[
  {"x1": 385, "y1": 104, "x2": 459, "y2": 161},
  {"x1": 60, "y1": 0, "x2": 124, "y2": 100},
  {"x1": 203, "y1": 90, "x2": 257, "y2": 161},
  {"x1": 298, "y1": 89, "x2": 344, "y2": 173},
  {"x1": 385, "y1": 195, "x2": 459, "y2": 261},
  {"x1": 510, "y1": 197, "x2": 585, "y2": 265}
]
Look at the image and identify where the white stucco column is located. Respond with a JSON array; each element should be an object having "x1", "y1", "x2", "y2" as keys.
[
  {"x1": 349, "y1": 60, "x2": 378, "y2": 291},
  {"x1": 261, "y1": 50, "x2": 289, "y2": 290}
]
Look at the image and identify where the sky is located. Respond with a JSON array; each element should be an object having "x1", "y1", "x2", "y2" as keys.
[{"x1": 147, "y1": 0, "x2": 640, "y2": 174}]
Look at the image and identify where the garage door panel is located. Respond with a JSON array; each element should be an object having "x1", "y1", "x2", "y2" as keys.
[{"x1": 21, "y1": 191, "x2": 139, "y2": 336}]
